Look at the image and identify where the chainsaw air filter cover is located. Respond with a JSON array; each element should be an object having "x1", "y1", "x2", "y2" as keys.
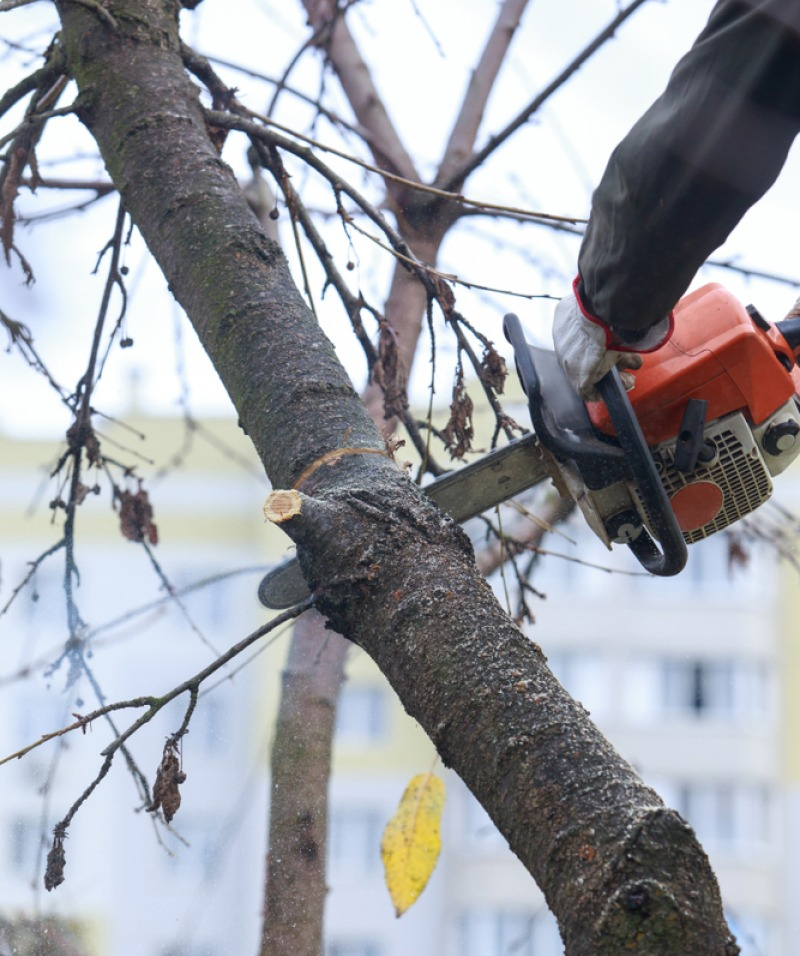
[{"x1": 589, "y1": 283, "x2": 800, "y2": 542}]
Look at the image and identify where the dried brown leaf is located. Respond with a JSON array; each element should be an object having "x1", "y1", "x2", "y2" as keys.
[
  {"x1": 480, "y1": 342, "x2": 507, "y2": 395},
  {"x1": 44, "y1": 831, "x2": 66, "y2": 892},
  {"x1": 441, "y1": 369, "x2": 474, "y2": 460},
  {"x1": 372, "y1": 320, "x2": 408, "y2": 420},
  {"x1": 117, "y1": 485, "x2": 159, "y2": 545},
  {"x1": 66, "y1": 420, "x2": 102, "y2": 467},
  {"x1": 148, "y1": 744, "x2": 186, "y2": 824}
]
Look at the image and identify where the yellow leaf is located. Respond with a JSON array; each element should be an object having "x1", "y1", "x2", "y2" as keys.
[{"x1": 381, "y1": 772, "x2": 446, "y2": 917}]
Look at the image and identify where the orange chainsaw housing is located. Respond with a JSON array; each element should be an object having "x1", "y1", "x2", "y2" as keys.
[{"x1": 587, "y1": 283, "x2": 800, "y2": 444}]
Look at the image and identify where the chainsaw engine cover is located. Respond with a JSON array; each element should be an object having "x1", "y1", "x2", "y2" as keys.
[
  {"x1": 588, "y1": 283, "x2": 800, "y2": 445},
  {"x1": 586, "y1": 284, "x2": 800, "y2": 543}
]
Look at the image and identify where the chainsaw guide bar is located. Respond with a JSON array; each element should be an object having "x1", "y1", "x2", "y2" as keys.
[{"x1": 258, "y1": 434, "x2": 550, "y2": 609}]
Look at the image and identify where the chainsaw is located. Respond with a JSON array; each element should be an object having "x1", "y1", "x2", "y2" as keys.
[{"x1": 258, "y1": 282, "x2": 800, "y2": 608}]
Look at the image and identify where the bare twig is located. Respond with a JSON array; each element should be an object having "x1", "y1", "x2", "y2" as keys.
[
  {"x1": 206, "y1": 108, "x2": 582, "y2": 226},
  {"x1": 0, "y1": 103, "x2": 74, "y2": 151},
  {"x1": 18, "y1": 596, "x2": 311, "y2": 890},
  {"x1": 99, "y1": 596, "x2": 314, "y2": 758},
  {"x1": 0, "y1": 51, "x2": 63, "y2": 121},
  {"x1": 139, "y1": 540, "x2": 222, "y2": 657},
  {"x1": 19, "y1": 175, "x2": 115, "y2": 193},
  {"x1": 0, "y1": 538, "x2": 65, "y2": 617},
  {"x1": 0, "y1": 698, "x2": 157, "y2": 768},
  {"x1": 189, "y1": 49, "x2": 373, "y2": 142}
]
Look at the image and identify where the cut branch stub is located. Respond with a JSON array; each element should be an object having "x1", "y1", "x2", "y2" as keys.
[{"x1": 264, "y1": 490, "x2": 303, "y2": 524}]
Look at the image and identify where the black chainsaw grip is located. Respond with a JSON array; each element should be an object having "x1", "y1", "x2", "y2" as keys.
[{"x1": 596, "y1": 369, "x2": 687, "y2": 577}]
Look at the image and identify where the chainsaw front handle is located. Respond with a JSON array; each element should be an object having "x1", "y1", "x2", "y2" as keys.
[{"x1": 595, "y1": 369, "x2": 687, "y2": 577}]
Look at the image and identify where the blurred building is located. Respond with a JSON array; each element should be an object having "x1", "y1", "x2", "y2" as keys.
[{"x1": 0, "y1": 408, "x2": 797, "y2": 956}]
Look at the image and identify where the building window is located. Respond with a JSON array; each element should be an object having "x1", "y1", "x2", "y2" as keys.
[
  {"x1": 328, "y1": 807, "x2": 383, "y2": 879},
  {"x1": 663, "y1": 659, "x2": 734, "y2": 717},
  {"x1": 459, "y1": 911, "x2": 536, "y2": 956},
  {"x1": 458, "y1": 909, "x2": 563, "y2": 956},
  {"x1": 658, "y1": 782, "x2": 771, "y2": 851},
  {"x1": 326, "y1": 942, "x2": 382, "y2": 956},
  {"x1": 623, "y1": 657, "x2": 769, "y2": 723},
  {"x1": 335, "y1": 686, "x2": 387, "y2": 744}
]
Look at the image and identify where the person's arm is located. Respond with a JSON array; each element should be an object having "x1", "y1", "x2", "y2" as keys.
[{"x1": 579, "y1": 0, "x2": 800, "y2": 339}]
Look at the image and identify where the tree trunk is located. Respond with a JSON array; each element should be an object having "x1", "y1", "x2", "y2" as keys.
[
  {"x1": 260, "y1": 611, "x2": 347, "y2": 956},
  {"x1": 55, "y1": 3, "x2": 739, "y2": 953}
]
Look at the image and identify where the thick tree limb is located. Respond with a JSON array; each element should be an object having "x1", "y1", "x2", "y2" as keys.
[
  {"x1": 301, "y1": 0, "x2": 420, "y2": 195},
  {"x1": 437, "y1": 0, "x2": 530, "y2": 191},
  {"x1": 260, "y1": 611, "x2": 347, "y2": 956},
  {"x1": 440, "y1": 0, "x2": 654, "y2": 193},
  {"x1": 54, "y1": 3, "x2": 738, "y2": 952}
]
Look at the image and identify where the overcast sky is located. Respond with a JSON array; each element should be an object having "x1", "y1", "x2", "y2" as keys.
[{"x1": 2, "y1": 0, "x2": 799, "y2": 436}]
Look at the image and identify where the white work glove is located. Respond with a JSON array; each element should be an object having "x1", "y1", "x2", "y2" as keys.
[{"x1": 553, "y1": 282, "x2": 671, "y2": 402}]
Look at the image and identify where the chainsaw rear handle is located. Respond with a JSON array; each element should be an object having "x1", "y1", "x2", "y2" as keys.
[{"x1": 595, "y1": 369, "x2": 687, "y2": 576}]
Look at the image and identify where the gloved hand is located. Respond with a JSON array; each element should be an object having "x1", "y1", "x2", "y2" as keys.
[{"x1": 553, "y1": 280, "x2": 671, "y2": 402}]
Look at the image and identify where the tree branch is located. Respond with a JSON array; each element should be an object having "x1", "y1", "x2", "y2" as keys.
[
  {"x1": 437, "y1": 0, "x2": 530, "y2": 191},
  {"x1": 300, "y1": 0, "x2": 420, "y2": 199},
  {"x1": 440, "y1": 0, "x2": 654, "y2": 192}
]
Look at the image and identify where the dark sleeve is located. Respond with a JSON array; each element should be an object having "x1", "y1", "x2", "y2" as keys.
[{"x1": 578, "y1": 0, "x2": 800, "y2": 339}]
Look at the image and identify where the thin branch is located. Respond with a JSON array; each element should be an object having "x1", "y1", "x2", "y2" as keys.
[
  {"x1": 180, "y1": 49, "x2": 581, "y2": 225},
  {"x1": 0, "y1": 698, "x2": 157, "y2": 767},
  {"x1": 253, "y1": 139, "x2": 379, "y2": 369},
  {"x1": 0, "y1": 51, "x2": 62, "y2": 121},
  {"x1": 11, "y1": 596, "x2": 312, "y2": 891},
  {"x1": 343, "y1": 213, "x2": 555, "y2": 300},
  {"x1": 56, "y1": 203, "x2": 127, "y2": 648},
  {"x1": 99, "y1": 596, "x2": 315, "y2": 757},
  {"x1": 249, "y1": 143, "x2": 450, "y2": 469},
  {"x1": 0, "y1": 103, "x2": 75, "y2": 151},
  {"x1": 214, "y1": 106, "x2": 583, "y2": 225},
  {"x1": 210, "y1": 111, "x2": 514, "y2": 436},
  {"x1": 264, "y1": 16, "x2": 329, "y2": 119},
  {"x1": 193, "y1": 49, "x2": 373, "y2": 142},
  {"x1": 19, "y1": 175, "x2": 115, "y2": 193},
  {"x1": 475, "y1": 495, "x2": 575, "y2": 578},
  {"x1": 0, "y1": 537, "x2": 65, "y2": 618}
]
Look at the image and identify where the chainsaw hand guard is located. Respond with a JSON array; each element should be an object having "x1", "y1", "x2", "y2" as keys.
[{"x1": 504, "y1": 313, "x2": 687, "y2": 577}]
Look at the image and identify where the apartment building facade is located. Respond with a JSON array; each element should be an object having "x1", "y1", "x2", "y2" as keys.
[{"x1": 0, "y1": 412, "x2": 796, "y2": 956}]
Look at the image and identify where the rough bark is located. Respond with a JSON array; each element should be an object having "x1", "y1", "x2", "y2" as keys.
[
  {"x1": 54, "y1": 3, "x2": 739, "y2": 953},
  {"x1": 260, "y1": 611, "x2": 347, "y2": 956}
]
